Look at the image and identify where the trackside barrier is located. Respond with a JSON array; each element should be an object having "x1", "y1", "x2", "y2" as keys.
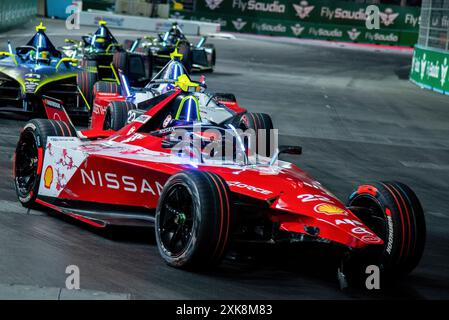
[
  {"x1": 410, "y1": 46, "x2": 449, "y2": 95},
  {"x1": 0, "y1": 0, "x2": 37, "y2": 31},
  {"x1": 170, "y1": 0, "x2": 420, "y2": 46},
  {"x1": 79, "y1": 11, "x2": 220, "y2": 36}
]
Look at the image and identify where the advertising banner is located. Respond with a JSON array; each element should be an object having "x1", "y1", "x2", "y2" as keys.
[
  {"x1": 410, "y1": 46, "x2": 449, "y2": 95},
  {"x1": 195, "y1": 0, "x2": 420, "y2": 30},
  {"x1": 171, "y1": 0, "x2": 420, "y2": 46}
]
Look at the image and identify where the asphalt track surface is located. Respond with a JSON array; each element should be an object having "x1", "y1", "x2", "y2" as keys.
[{"x1": 0, "y1": 18, "x2": 449, "y2": 299}]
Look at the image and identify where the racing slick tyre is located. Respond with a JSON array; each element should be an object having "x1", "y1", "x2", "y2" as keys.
[
  {"x1": 77, "y1": 61, "x2": 98, "y2": 112},
  {"x1": 155, "y1": 170, "x2": 233, "y2": 270},
  {"x1": 205, "y1": 43, "x2": 216, "y2": 66},
  {"x1": 242, "y1": 113, "x2": 274, "y2": 157},
  {"x1": 347, "y1": 182, "x2": 426, "y2": 280},
  {"x1": 103, "y1": 100, "x2": 137, "y2": 131},
  {"x1": 93, "y1": 81, "x2": 121, "y2": 95},
  {"x1": 14, "y1": 119, "x2": 77, "y2": 208},
  {"x1": 145, "y1": 49, "x2": 154, "y2": 80},
  {"x1": 177, "y1": 42, "x2": 192, "y2": 73}
]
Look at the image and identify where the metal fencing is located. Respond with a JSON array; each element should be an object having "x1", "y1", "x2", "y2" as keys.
[{"x1": 0, "y1": 0, "x2": 37, "y2": 31}]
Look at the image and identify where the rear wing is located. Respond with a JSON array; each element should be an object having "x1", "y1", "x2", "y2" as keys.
[
  {"x1": 42, "y1": 95, "x2": 116, "y2": 139},
  {"x1": 42, "y1": 96, "x2": 74, "y2": 126}
]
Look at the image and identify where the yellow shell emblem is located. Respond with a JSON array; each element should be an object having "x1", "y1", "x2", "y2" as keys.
[
  {"x1": 44, "y1": 166, "x2": 53, "y2": 189},
  {"x1": 314, "y1": 203, "x2": 347, "y2": 215}
]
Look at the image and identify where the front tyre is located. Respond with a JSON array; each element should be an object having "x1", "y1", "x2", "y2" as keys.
[
  {"x1": 347, "y1": 181, "x2": 426, "y2": 278},
  {"x1": 14, "y1": 119, "x2": 76, "y2": 208},
  {"x1": 155, "y1": 170, "x2": 233, "y2": 269}
]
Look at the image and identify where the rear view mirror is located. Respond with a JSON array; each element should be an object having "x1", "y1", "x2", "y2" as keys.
[{"x1": 270, "y1": 145, "x2": 302, "y2": 166}]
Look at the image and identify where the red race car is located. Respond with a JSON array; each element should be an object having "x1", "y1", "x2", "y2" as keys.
[{"x1": 13, "y1": 81, "x2": 426, "y2": 286}]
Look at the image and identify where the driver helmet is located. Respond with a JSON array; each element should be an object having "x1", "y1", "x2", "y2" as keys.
[
  {"x1": 170, "y1": 23, "x2": 182, "y2": 37},
  {"x1": 92, "y1": 35, "x2": 109, "y2": 50},
  {"x1": 39, "y1": 51, "x2": 49, "y2": 60}
]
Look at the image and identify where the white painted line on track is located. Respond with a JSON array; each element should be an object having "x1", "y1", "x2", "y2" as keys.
[{"x1": 0, "y1": 283, "x2": 130, "y2": 300}]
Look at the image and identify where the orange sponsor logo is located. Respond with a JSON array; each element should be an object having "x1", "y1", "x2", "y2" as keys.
[
  {"x1": 44, "y1": 166, "x2": 53, "y2": 189},
  {"x1": 314, "y1": 203, "x2": 347, "y2": 215}
]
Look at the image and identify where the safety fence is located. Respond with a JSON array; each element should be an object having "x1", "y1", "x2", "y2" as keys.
[
  {"x1": 410, "y1": 0, "x2": 449, "y2": 95},
  {"x1": 171, "y1": 0, "x2": 420, "y2": 46},
  {"x1": 0, "y1": 0, "x2": 37, "y2": 31}
]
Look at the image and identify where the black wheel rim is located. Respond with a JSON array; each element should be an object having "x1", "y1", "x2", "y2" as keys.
[
  {"x1": 159, "y1": 184, "x2": 194, "y2": 256},
  {"x1": 15, "y1": 130, "x2": 39, "y2": 197},
  {"x1": 350, "y1": 196, "x2": 387, "y2": 241}
]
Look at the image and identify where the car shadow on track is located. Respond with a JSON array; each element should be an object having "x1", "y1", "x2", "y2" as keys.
[{"x1": 39, "y1": 205, "x2": 429, "y2": 299}]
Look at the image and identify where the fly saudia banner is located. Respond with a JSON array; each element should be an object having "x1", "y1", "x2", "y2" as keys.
[
  {"x1": 172, "y1": 0, "x2": 420, "y2": 46},
  {"x1": 195, "y1": 0, "x2": 420, "y2": 30},
  {"x1": 410, "y1": 46, "x2": 449, "y2": 95}
]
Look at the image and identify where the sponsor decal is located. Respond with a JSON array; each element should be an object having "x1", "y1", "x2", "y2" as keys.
[
  {"x1": 25, "y1": 73, "x2": 41, "y2": 79},
  {"x1": 421, "y1": 53, "x2": 427, "y2": 80},
  {"x1": 134, "y1": 114, "x2": 151, "y2": 124},
  {"x1": 361, "y1": 235, "x2": 382, "y2": 243},
  {"x1": 404, "y1": 13, "x2": 420, "y2": 27},
  {"x1": 44, "y1": 166, "x2": 53, "y2": 189},
  {"x1": 347, "y1": 28, "x2": 361, "y2": 41},
  {"x1": 233, "y1": 0, "x2": 285, "y2": 13},
  {"x1": 320, "y1": 6, "x2": 398, "y2": 26},
  {"x1": 43, "y1": 99, "x2": 62, "y2": 109},
  {"x1": 252, "y1": 22, "x2": 286, "y2": 33},
  {"x1": 93, "y1": 103, "x2": 107, "y2": 115},
  {"x1": 365, "y1": 32, "x2": 398, "y2": 43},
  {"x1": 293, "y1": 1, "x2": 314, "y2": 19},
  {"x1": 232, "y1": 18, "x2": 247, "y2": 31},
  {"x1": 385, "y1": 213, "x2": 394, "y2": 254},
  {"x1": 335, "y1": 219, "x2": 363, "y2": 226},
  {"x1": 94, "y1": 16, "x2": 124, "y2": 27},
  {"x1": 122, "y1": 133, "x2": 145, "y2": 144},
  {"x1": 291, "y1": 23, "x2": 305, "y2": 36},
  {"x1": 126, "y1": 126, "x2": 137, "y2": 136},
  {"x1": 441, "y1": 58, "x2": 448, "y2": 86},
  {"x1": 205, "y1": 0, "x2": 224, "y2": 10},
  {"x1": 379, "y1": 8, "x2": 399, "y2": 26},
  {"x1": 80, "y1": 169, "x2": 163, "y2": 195},
  {"x1": 314, "y1": 203, "x2": 347, "y2": 215},
  {"x1": 162, "y1": 114, "x2": 172, "y2": 128},
  {"x1": 227, "y1": 181, "x2": 272, "y2": 195},
  {"x1": 309, "y1": 27, "x2": 342, "y2": 38},
  {"x1": 297, "y1": 193, "x2": 333, "y2": 203},
  {"x1": 351, "y1": 227, "x2": 373, "y2": 235}
]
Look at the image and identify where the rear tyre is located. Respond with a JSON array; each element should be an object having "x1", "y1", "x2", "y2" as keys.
[
  {"x1": 93, "y1": 81, "x2": 121, "y2": 95},
  {"x1": 177, "y1": 42, "x2": 192, "y2": 73},
  {"x1": 103, "y1": 100, "x2": 137, "y2": 131},
  {"x1": 14, "y1": 119, "x2": 76, "y2": 208},
  {"x1": 205, "y1": 43, "x2": 216, "y2": 66},
  {"x1": 347, "y1": 181, "x2": 426, "y2": 279},
  {"x1": 77, "y1": 60, "x2": 98, "y2": 111},
  {"x1": 146, "y1": 49, "x2": 153, "y2": 80},
  {"x1": 155, "y1": 170, "x2": 233, "y2": 269},
  {"x1": 241, "y1": 113, "x2": 274, "y2": 157}
]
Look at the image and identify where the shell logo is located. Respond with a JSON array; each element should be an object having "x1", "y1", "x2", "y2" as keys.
[
  {"x1": 44, "y1": 166, "x2": 53, "y2": 189},
  {"x1": 314, "y1": 203, "x2": 347, "y2": 215}
]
